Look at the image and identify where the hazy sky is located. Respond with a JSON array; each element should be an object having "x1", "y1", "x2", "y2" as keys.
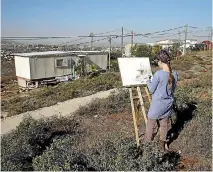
[{"x1": 1, "y1": 0, "x2": 212, "y2": 45}]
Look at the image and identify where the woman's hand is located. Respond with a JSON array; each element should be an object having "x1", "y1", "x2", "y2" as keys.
[{"x1": 148, "y1": 75, "x2": 153, "y2": 80}]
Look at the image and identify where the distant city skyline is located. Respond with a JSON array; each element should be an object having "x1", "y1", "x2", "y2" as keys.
[{"x1": 1, "y1": 0, "x2": 212, "y2": 45}]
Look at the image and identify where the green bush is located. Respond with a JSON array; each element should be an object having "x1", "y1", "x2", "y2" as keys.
[
  {"x1": 32, "y1": 136, "x2": 86, "y2": 171},
  {"x1": 33, "y1": 136, "x2": 180, "y2": 171},
  {"x1": 1, "y1": 116, "x2": 80, "y2": 171},
  {"x1": 110, "y1": 59, "x2": 119, "y2": 72}
]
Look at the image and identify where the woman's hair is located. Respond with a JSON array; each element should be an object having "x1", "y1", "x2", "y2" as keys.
[{"x1": 157, "y1": 49, "x2": 173, "y2": 89}]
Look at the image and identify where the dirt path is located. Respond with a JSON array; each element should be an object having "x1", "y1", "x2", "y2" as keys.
[{"x1": 1, "y1": 89, "x2": 118, "y2": 135}]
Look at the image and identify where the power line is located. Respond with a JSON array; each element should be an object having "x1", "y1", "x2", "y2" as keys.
[
  {"x1": 149, "y1": 32, "x2": 185, "y2": 38},
  {"x1": 2, "y1": 26, "x2": 186, "y2": 40},
  {"x1": 191, "y1": 35, "x2": 210, "y2": 37},
  {"x1": 3, "y1": 25, "x2": 210, "y2": 48},
  {"x1": 58, "y1": 28, "x2": 122, "y2": 46},
  {"x1": 188, "y1": 25, "x2": 212, "y2": 29},
  {"x1": 62, "y1": 26, "x2": 208, "y2": 47},
  {"x1": 3, "y1": 25, "x2": 210, "y2": 41},
  {"x1": 111, "y1": 39, "x2": 119, "y2": 47},
  {"x1": 133, "y1": 26, "x2": 185, "y2": 37},
  {"x1": 123, "y1": 28, "x2": 133, "y2": 33},
  {"x1": 58, "y1": 28, "x2": 121, "y2": 46}
]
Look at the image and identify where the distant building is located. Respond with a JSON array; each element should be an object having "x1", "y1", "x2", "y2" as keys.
[
  {"x1": 202, "y1": 40, "x2": 212, "y2": 50},
  {"x1": 155, "y1": 39, "x2": 179, "y2": 49},
  {"x1": 179, "y1": 39, "x2": 198, "y2": 52},
  {"x1": 145, "y1": 43, "x2": 156, "y2": 46}
]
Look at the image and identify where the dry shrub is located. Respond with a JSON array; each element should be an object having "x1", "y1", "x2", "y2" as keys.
[
  {"x1": 190, "y1": 65, "x2": 206, "y2": 73},
  {"x1": 1, "y1": 116, "x2": 81, "y2": 171},
  {"x1": 190, "y1": 72, "x2": 212, "y2": 89},
  {"x1": 177, "y1": 71, "x2": 195, "y2": 80},
  {"x1": 76, "y1": 89, "x2": 131, "y2": 117},
  {"x1": 1, "y1": 72, "x2": 17, "y2": 84},
  {"x1": 172, "y1": 61, "x2": 193, "y2": 71}
]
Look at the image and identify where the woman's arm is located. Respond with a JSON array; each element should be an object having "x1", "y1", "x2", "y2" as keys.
[{"x1": 146, "y1": 72, "x2": 159, "y2": 94}]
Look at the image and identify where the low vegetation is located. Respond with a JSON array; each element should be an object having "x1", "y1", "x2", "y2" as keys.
[
  {"x1": 1, "y1": 90, "x2": 180, "y2": 171},
  {"x1": 1, "y1": 72, "x2": 122, "y2": 116},
  {"x1": 1, "y1": 116, "x2": 81, "y2": 171},
  {"x1": 32, "y1": 137, "x2": 180, "y2": 171},
  {"x1": 1, "y1": 51, "x2": 212, "y2": 171}
]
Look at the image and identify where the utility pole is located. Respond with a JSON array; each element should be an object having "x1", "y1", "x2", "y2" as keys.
[
  {"x1": 131, "y1": 30, "x2": 134, "y2": 56},
  {"x1": 177, "y1": 31, "x2": 181, "y2": 58},
  {"x1": 121, "y1": 26, "x2": 124, "y2": 57},
  {"x1": 209, "y1": 29, "x2": 212, "y2": 51},
  {"x1": 183, "y1": 24, "x2": 188, "y2": 55},
  {"x1": 108, "y1": 36, "x2": 112, "y2": 70},
  {"x1": 178, "y1": 31, "x2": 181, "y2": 44},
  {"x1": 90, "y1": 32, "x2": 93, "y2": 50}
]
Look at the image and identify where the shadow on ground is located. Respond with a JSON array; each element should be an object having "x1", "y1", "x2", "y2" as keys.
[{"x1": 167, "y1": 101, "x2": 197, "y2": 146}]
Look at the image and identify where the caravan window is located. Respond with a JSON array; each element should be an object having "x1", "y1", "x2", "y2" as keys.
[
  {"x1": 55, "y1": 58, "x2": 69, "y2": 67},
  {"x1": 56, "y1": 59, "x2": 63, "y2": 67}
]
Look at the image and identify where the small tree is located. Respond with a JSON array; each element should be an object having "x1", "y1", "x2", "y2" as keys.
[
  {"x1": 152, "y1": 45, "x2": 162, "y2": 57},
  {"x1": 131, "y1": 44, "x2": 152, "y2": 57},
  {"x1": 76, "y1": 58, "x2": 86, "y2": 77},
  {"x1": 110, "y1": 50, "x2": 122, "y2": 59},
  {"x1": 170, "y1": 43, "x2": 181, "y2": 59},
  {"x1": 110, "y1": 60, "x2": 119, "y2": 72}
]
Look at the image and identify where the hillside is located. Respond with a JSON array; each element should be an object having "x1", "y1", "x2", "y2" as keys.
[{"x1": 1, "y1": 51, "x2": 212, "y2": 171}]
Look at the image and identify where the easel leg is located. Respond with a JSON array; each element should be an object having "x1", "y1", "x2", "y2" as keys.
[
  {"x1": 134, "y1": 99, "x2": 140, "y2": 126},
  {"x1": 137, "y1": 86, "x2": 148, "y2": 125},
  {"x1": 145, "y1": 87, "x2": 152, "y2": 103},
  {"x1": 129, "y1": 88, "x2": 140, "y2": 147}
]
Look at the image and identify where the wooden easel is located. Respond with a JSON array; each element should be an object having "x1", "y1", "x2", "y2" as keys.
[{"x1": 129, "y1": 86, "x2": 152, "y2": 147}]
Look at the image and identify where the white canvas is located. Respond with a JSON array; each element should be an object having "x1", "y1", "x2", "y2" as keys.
[{"x1": 118, "y1": 57, "x2": 153, "y2": 87}]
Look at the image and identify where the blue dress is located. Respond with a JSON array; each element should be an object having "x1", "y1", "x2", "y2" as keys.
[{"x1": 146, "y1": 70, "x2": 178, "y2": 119}]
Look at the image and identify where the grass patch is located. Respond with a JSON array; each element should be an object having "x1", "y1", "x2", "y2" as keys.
[
  {"x1": 76, "y1": 89, "x2": 130, "y2": 117},
  {"x1": 1, "y1": 72, "x2": 122, "y2": 116}
]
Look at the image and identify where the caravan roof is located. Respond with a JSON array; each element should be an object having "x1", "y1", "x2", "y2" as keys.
[{"x1": 12, "y1": 51, "x2": 105, "y2": 57}]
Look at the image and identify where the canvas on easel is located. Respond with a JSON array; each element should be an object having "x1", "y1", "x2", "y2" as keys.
[
  {"x1": 118, "y1": 57, "x2": 153, "y2": 86},
  {"x1": 118, "y1": 57, "x2": 152, "y2": 146}
]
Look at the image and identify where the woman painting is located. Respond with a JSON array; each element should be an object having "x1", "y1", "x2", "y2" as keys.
[{"x1": 145, "y1": 49, "x2": 178, "y2": 151}]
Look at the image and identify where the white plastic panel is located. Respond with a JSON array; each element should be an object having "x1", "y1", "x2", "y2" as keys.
[{"x1": 15, "y1": 56, "x2": 31, "y2": 79}]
